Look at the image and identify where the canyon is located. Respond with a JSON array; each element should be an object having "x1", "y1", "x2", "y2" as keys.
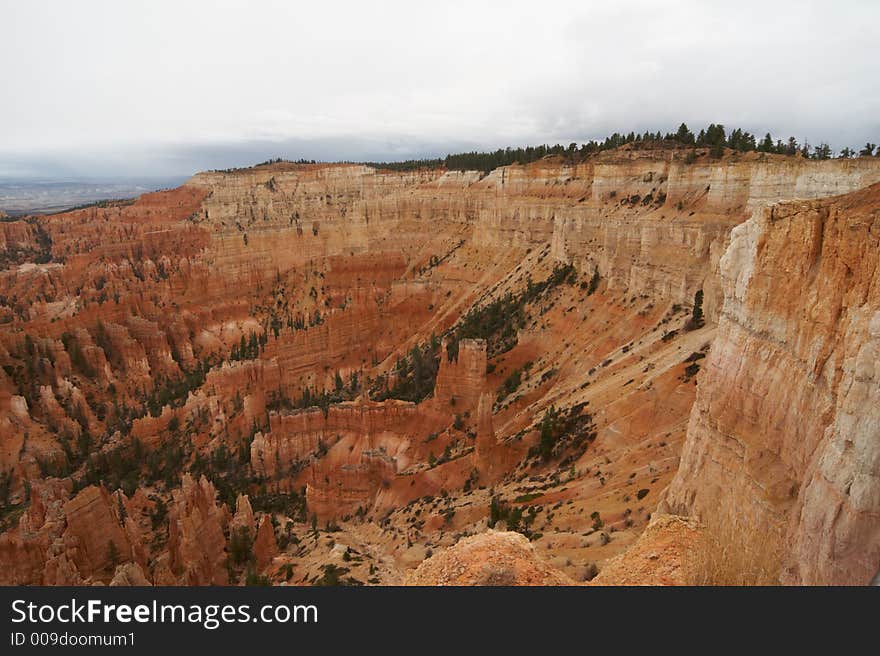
[{"x1": 1, "y1": 146, "x2": 878, "y2": 585}]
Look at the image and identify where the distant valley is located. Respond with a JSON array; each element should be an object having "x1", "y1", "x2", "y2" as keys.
[{"x1": 0, "y1": 179, "x2": 188, "y2": 216}]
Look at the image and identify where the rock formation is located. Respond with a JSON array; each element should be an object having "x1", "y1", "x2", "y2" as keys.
[
  {"x1": 167, "y1": 475, "x2": 230, "y2": 585},
  {"x1": 434, "y1": 338, "x2": 487, "y2": 410},
  {"x1": 62, "y1": 485, "x2": 133, "y2": 579},
  {"x1": 664, "y1": 182, "x2": 880, "y2": 584},
  {"x1": 407, "y1": 530, "x2": 576, "y2": 585},
  {"x1": 474, "y1": 392, "x2": 503, "y2": 482},
  {"x1": 109, "y1": 562, "x2": 151, "y2": 586},
  {"x1": 2, "y1": 149, "x2": 879, "y2": 585},
  {"x1": 253, "y1": 515, "x2": 277, "y2": 571}
]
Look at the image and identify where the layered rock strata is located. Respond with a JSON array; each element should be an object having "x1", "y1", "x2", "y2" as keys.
[{"x1": 664, "y1": 182, "x2": 880, "y2": 584}]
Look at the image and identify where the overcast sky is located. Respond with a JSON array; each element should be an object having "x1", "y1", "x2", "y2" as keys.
[{"x1": 1, "y1": 0, "x2": 878, "y2": 179}]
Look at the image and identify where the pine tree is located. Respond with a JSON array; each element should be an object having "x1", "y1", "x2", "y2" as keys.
[
  {"x1": 675, "y1": 123, "x2": 695, "y2": 144},
  {"x1": 758, "y1": 133, "x2": 774, "y2": 152},
  {"x1": 686, "y1": 289, "x2": 705, "y2": 330},
  {"x1": 704, "y1": 123, "x2": 726, "y2": 147},
  {"x1": 117, "y1": 494, "x2": 127, "y2": 523},
  {"x1": 539, "y1": 406, "x2": 559, "y2": 460},
  {"x1": 813, "y1": 143, "x2": 832, "y2": 160}
]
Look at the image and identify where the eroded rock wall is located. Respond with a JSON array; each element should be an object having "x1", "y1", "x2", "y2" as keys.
[
  {"x1": 664, "y1": 182, "x2": 880, "y2": 584},
  {"x1": 3, "y1": 150, "x2": 880, "y2": 586}
]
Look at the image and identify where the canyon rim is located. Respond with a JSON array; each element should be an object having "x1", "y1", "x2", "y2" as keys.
[{"x1": 1, "y1": 145, "x2": 878, "y2": 586}]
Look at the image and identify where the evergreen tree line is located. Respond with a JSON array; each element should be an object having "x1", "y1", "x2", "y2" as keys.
[{"x1": 364, "y1": 123, "x2": 879, "y2": 173}]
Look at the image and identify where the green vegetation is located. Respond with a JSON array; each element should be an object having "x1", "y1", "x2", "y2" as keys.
[
  {"x1": 0, "y1": 469, "x2": 12, "y2": 507},
  {"x1": 250, "y1": 490, "x2": 308, "y2": 524},
  {"x1": 488, "y1": 497, "x2": 539, "y2": 538},
  {"x1": 498, "y1": 369, "x2": 522, "y2": 401},
  {"x1": 190, "y1": 434, "x2": 263, "y2": 510},
  {"x1": 46, "y1": 198, "x2": 136, "y2": 215},
  {"x1": 314, "y1": 563, "x2": 362, "y2": 586},
  {"x1": 513, "y1": 491, "x2": 544, "y2": 503},
  {"x1": 60, "y1": 332, "x2": 96, "y2": 378},
  {"x1": 245, "y1": 567, "x2": 271, "y2": 586},
  {"x1": 229, "y1": 331, "x2": 266, "y2": 362},
  {"x1": 447, "y1": 263, "x2": 576, "y2": 360},
  {"x1": 144, "y1": 359, "x2": 216, "y2": 417},
  {"x1": 228, "y1": 526, "x2": 253, "y2": 565},
  {"x1": 371, "y1": 335, "x2": 441, "y2": 404},
  {"x1": 228, "y1": 524, "x2": 277, "y2": 585},
  {"x1": 527, "y1": 402, "x2": 596, "y2": 465},
  {"x1": 0, "y1": 218, "x2": 53, "y2": 268},
  {"x1": 584, "y1": 267, "x2": 600, "y2": 295},
  {"x1": 150, "y1": 497, "x2": 167, "y2": 531},
  {"x1": 211, "y1": 158, "x2": 316, "y2": 174},
  {"x1": 365, "y1": 123, "x2": 876, "y2": 173},
  {"x1": 268, "y1": 370, "x2": 360, "y2": 416},
  {"x1": 685, "y1": 289, "x2": 704, "y2": 331},
  {"x1": 538, "y1": 406, "x2": 561, "y2": 461}
]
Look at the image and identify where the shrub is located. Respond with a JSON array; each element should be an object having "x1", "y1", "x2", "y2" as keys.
[
  {"x1": 315, "y1": 564, "x2": 356, "y2": 586},
  {"x1": 228, "y1": 527, "x2": 253, "y2": 565},
  {"x1": 245, "y1": 567, "x2": 271, "y2": 586},
  {"x1": 498, "y1": 369, "x2": 522, "y2": 401},
  {"x1": 586, "y1": 267, "x2": 600, "y2": 295}
]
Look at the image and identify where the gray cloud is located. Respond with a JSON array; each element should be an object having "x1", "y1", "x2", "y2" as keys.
[{"x1": 1, "y1": 0, "x2": 878, "y2": 179}]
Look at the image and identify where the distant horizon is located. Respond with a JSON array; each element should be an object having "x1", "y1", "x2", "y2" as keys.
[
  {"x1": 3, "y1": 122, "x2": 877, "y2": 184},
  {"x1": 3, "y1": 1, "x2": 878, "y2": 180}
]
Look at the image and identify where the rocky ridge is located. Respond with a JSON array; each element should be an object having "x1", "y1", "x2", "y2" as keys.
[{"x1": 1, "y1": 148, "x2": 878, "y2": 585}]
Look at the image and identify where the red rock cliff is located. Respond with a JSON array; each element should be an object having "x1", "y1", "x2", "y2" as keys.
[{"x1": 664, "y1": 182, "x2": 880, "y2": 584}]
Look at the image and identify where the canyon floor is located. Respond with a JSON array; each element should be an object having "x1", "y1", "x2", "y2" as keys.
[{"x1": 1, "y1": 145, "x2": 878, "y2": 585}]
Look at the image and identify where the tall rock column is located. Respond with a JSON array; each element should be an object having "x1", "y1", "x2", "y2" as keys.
[
  {"x1": 474, "y1": 392, "x2": 501, "y2": 483},
  {"x1": 434, "y1": 338, "x2": 488, "y2": 411}
]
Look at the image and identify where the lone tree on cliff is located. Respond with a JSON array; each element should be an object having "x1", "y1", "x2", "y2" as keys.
[{"x1": 686, "y1": 289, "x2": 705, "y2": 331}]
